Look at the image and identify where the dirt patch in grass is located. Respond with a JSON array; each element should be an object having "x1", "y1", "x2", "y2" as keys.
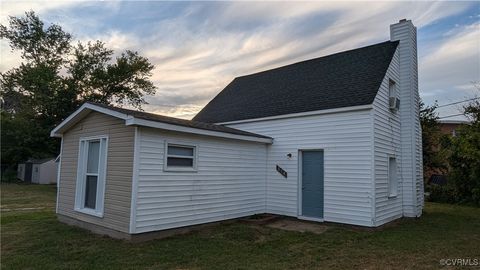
[
  {"x1": 241, "y1": 213, "x2": 279, "y2": 225},
  {"x1": 265, "y1": 218, "x2": 328, "y2": 234}
]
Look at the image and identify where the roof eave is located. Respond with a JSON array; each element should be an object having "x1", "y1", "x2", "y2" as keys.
[
  {"x1": 125, "y1": 118, "x2": 273, "y2": 144},
  {"x1": 217, "y1": 104, "x2": 373, "y2": 125},
  {"x1": 50, "y1": 103, "x2": 272, "y2": 144}
]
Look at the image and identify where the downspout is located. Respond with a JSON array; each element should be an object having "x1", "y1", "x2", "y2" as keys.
[
  {"x1": 56, "y1": 136, "x2": 63, "y2": 214},
  {"x1": 370, "y1": 109, "x2": 376, "y2": 227}
]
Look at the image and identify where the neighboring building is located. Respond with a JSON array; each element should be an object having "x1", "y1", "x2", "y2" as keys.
[
  {"x1": 439, "y1": 120, "x2": 469, "y2": 137},
  {"x1": 424, "y1": 120, "x2": 469, "y2": 185},
  {"x1": 17, "y1": 158, "x2": 57, "y2": 184},
  {"x1": 51, "y1": 20, "x2": 423, "y2": 240}
]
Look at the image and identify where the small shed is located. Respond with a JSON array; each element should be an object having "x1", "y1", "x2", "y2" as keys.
[{"x1": 17, "y1": 158, "x2": 57, "y2": 184}]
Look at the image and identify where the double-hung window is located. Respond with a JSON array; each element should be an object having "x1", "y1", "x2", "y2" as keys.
[
  {"x1": 75, "y1": 136, "x2": 108, "y2": 216},
  {"x1": 164, "y1": 142, "x2": 197, "y2": 171}
]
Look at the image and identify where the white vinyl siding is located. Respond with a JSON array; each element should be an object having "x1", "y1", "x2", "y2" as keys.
[
  {"x1": 228, "y1": 110, "x2": 374, "y2": 227},
  {"x1": 413, "y1": 29, "x2": 424, "y2": 217},
  {"x1": 133, "y1": 127, "x2": 268, "y2": 233},
  {"x1": 391, "y1": 21, "x2": 423, "y2": 217},
  {"x1": 372, "y1": 48, "x2": 403, "y2": 225}
]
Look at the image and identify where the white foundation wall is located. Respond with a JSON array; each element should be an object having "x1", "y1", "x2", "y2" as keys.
[
  {"x1": 228, "y1": 110, "x2": 375, "y2": 226},
  {"x1": 132, "y1": 127, "x2": 268, "y2": 233}
]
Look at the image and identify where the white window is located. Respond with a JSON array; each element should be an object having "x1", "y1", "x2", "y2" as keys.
[
  {"x1": 388, "y1": 156, "x2": 398, "y2": 197},
  {"x1": 75, "y1": 136, "x2": 108, "y2": 217},
  {"x1": 389, "y1": 79, "x2": 396, "y2": 98},
  {"x1": 164, "y1": 142, "x2": 197, "y2": 172}
]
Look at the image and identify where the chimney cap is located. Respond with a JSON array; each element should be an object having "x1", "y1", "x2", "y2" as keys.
[{"x1": 399, "y1": 19, "x2": 407, "y2": 23}]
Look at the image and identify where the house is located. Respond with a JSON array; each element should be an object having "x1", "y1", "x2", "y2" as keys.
[
  {"x1": 17, "y1": 158, "x2": 57, "y2": 184},
  {"x1": 438, "y1": 120, "x2": 469, "y2": 137},
  {"x1": 424, "y1": 120, "x2": 469, "y2": 185},
  {"x1": 50, "y1": 19, "x2": 423, "y2": 240}
]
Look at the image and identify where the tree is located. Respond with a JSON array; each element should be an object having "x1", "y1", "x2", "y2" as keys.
[
  {"x1": 463, "y1": 82, "x2": 480, "y2": 122},
  {"x1": 420, "y1": 100, "x2": 447, "y2": 182},
  {"x1": 0, "y1": 11, "x2": 156, "y2": 171},
  {"x1": 447, "y1": 85, "x2": 480, "y2": 205}
]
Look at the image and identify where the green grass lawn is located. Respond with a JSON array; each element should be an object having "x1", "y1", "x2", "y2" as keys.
[{"x1": 1, "y1": 183, "x2": 479, "y2": 270}]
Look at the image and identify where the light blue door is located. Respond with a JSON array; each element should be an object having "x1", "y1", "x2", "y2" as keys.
[{"x1": 301, "y1": 150, "x2": 324, "y2": 219}]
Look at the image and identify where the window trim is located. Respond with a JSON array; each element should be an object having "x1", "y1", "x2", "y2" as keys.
[
  {"x1": 163, "y1": 141, "x2": 198, "y2": 172},
  {"x1": 74, "y1": 135, "x2": 108, "y2": 217},
  {"x1": 387, "y1": 155, "x2": 398, "y2": 198}
]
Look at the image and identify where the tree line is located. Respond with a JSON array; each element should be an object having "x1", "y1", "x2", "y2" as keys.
[{"x1": 1, "y1": 11, "x2": 156, "y2": 176}]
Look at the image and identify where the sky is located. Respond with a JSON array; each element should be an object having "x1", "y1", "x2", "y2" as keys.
[{"x1": 1, "y1": 1, "x2": 479, "y2": 121}]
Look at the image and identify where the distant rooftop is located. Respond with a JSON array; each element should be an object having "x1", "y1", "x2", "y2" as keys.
[{"x1": 439, "y1": 120, "x2": 470, "y2": 124}]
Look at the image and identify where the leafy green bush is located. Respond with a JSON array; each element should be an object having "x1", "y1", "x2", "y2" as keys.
[
  {"x1": 426, "y1": 91, "x2": 480, "y2": 206},
  {"x1": 447, "y1": 120, "x2": 480, "y2": 206},
  {"x1": 420, "y1": 95, "x2": 480, "y2": 206},
  {"x1": 426, "y1": 184, "x2": 456, "y2": 204}
]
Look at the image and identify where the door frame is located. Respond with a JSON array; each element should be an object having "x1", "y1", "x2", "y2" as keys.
[
  {"x1": 297, "y1": 149, "x2": 325, "y2": 222},
  {"x1": 31, "y1": 164, "x2": 40, "y2": 184},
  {"x1": 24, "y1": 163, "x2": 33, "y2": 183}
]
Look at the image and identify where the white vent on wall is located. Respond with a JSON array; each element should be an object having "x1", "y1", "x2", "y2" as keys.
[{"x1": 389, "y1": 97, "x2": 400, "y2": 112}]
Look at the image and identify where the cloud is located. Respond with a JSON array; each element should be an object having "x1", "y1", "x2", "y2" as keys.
[
  {"x1": 0, "y1": 1, "x2": 75, "y2": 24},
  {"x1": 1, "y1": 1, "x2": 477, "y2": 119},
  {"x1": 0, "y1": 40, "x2": 21, "y2": 71},
  {"x1": 420, "y1": 21, "x2": 480, "y2": 117},
  {"x1": 0, "y1": 1, "x2": 69, "y2": 71},
  {"x1": 137, "y1": 1, "x2": 475, "y2": 118}
]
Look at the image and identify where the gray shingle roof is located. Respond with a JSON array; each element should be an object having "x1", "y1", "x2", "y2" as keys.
[
  {"x1": 193, "y1": 41, "x2": 399, "y2": 123},
  {"x1": 87, "y1": 102, "x2": 271, "y2": 139}
]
